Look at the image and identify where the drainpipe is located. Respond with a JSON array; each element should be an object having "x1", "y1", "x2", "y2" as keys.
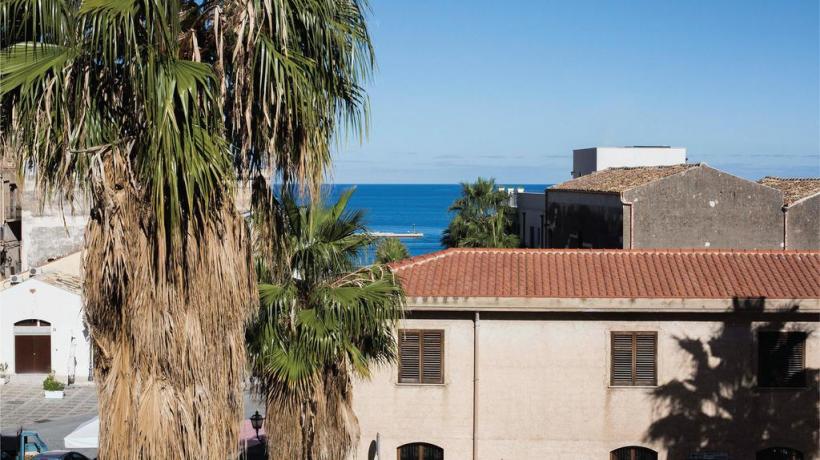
[
  {"x1": 473, "y1": 311, "x2": 480, "y2": 460},
  {"x1": 783, "y1": 206, "x2": 788, "y2": 250},
  {"x1": 621, "y1": 199, "x2": 634, "y2": 249}
]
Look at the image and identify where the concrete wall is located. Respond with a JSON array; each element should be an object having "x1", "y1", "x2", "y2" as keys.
[
  {"x1": 786, "y1": 194, "x2": 820, "y2": 250},
  {"x1": 546, "y1": 191, "x2": 624, "y2": 248},
  {"x1": 352, "y1": 309, "x2": 820, "y2": 459},
  {"x1": 21, "y1": 181, "x2": 89, "y2": 270},
  {"x1": 516, "y1": 192, "x2": 546, "y2": 248},
  {"x1": 573, "y1": 147, "x2": 686, "y2": 178},
  {"x1": 623, "y1": 165, "x2": 784, "y2": 249},
  {"x1": 0, "y1": 279, "x2": 91, "y2": 382}
]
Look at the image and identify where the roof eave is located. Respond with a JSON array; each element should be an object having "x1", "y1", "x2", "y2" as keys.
[{"x1": 405, "y1": 296, "x2": 820, "y2": 314}]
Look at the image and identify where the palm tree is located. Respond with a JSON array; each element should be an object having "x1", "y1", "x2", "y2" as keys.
[
  {"x1": 442, "y1": 177, "x2": 519, "y2": 248},
  {"x1": 248, "y1": 187, "x2": 404, "y2": 459},
  {"x1": 375, "y1": 237, "x2": 410, "y2": 263},
  {"x1": 0, "y1": 0, "x2": 373, "y2": 457}
]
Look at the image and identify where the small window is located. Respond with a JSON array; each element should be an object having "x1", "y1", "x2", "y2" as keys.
[
  {"x1": 611, "y1": 332, "x2": 657, "y2": 386},
  {"x1": 757, "y1": 447, "x2": 804, "y2": 460},
  {"x1": 398, "y1": 442, "x2": 443, "y2": 460},
  {"x1": 399, "y1": 330, "x2": 444, "y2": 384},
  {"x1": 758, "y1": 331, "x2": 806, "y2": 388},
  {"x1": 611, "y1": 446, "x2": 658, "y2": 460},
  {"x1": 14, "y1": 319, "x2": 51, "y2": 327}
]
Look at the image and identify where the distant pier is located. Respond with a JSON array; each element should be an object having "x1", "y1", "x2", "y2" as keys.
[{"x1": 370, "y1": 231, "x2": 424, "y2": 239}]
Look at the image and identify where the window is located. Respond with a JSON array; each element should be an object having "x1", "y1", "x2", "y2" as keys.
[
  {"x1": 758, "y1": 331, "x2": 806, "y2": 388},
  {"x1": 398, "y1": 330, "x2": 444, "y2": 384},
  {"x1": 611, "y1": 446, "x2": 658, "y2": 460},
  {"x1": 756, "y1": 447, "x2": 804, "y2": 460},
  {"x1": 611, "y1": 332, "x2": 657, "y2": 386},
  {"x1": 398, "y1": 443, "x2": 443, "y2": 460},
  {"x1": 14, "y1": 319, "x2": 51, "y2": 326}
]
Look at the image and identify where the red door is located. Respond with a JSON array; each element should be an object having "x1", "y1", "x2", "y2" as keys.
[{"x1": 14, "y1": 335, "x2": 51, "y2": 373}]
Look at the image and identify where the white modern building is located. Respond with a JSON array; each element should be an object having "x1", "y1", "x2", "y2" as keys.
[
  {"x1": 572, "y1": 146, "x2": 687, "y2": 178},
  {"x1": 0, "y1": 253, "x2": 90, "y2": 382}
]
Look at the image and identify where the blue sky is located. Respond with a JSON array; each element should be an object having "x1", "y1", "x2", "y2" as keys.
[{"x1": 331, "y1": 0, "x2": 819, "y2": 184}]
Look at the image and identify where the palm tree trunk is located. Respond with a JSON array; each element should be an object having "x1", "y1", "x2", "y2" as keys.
[
  {"x1": 83, "y1": 152, "x2": 256, "y2": 459},
  {"x1": 264, "y1": 365, "x2": 360, "y2": 460}
]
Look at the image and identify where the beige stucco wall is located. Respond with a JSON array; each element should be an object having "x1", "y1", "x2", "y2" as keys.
[
  {"x1": 353, "y1": 317, "x2": 475, "y2": 459},
  {"x1": 352, "y1": 312, "x2": 819, "y2": 460}
]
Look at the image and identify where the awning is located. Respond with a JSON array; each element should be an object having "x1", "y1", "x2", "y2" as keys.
[{"x1": 64, "y1": 416, "x2": 98, "y2": 448}]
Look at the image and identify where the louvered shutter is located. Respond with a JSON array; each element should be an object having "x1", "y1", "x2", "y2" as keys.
[
  {"x1": 611, "y1": 333, "x2": 635, "y2": 386},
  {"x1": 635, "y1": 333, "x2": 657, "y2": 386},
  {"x1": 399, "y1": 331, "x2": 420, "y2": 383},
  {"x1": 422, "y1": 330, "x2": 444, "y2": 384},
  {"x1": 612, "y1": 332, "x2": 657, "y2": 386},
  {"x1": 758, "y1": 331, "x2": 806, "y2": 388}
]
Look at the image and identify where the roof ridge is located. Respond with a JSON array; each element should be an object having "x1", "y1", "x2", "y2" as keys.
[{"x1": 760, "y1": 176, "x2": 820, "y2": 181}]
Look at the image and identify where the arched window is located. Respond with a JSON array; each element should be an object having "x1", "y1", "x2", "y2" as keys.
[
  {"x1": 397, "y1": 442, "x2": 443, "y2": 460},
  {"x1": 611, "y1": 446, "x2": 658, "y2": 460},
  {"x1": 14, "y1": 319, "x2": 51, "y2": 326},
  {"x1": 757, "y1": 447, "x2": 803, "y2": 460}
]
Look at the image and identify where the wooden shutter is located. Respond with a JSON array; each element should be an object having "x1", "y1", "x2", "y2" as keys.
[
  {"x1": 398, "y1": 330, "x2": 444, "y2": 384},
  {"x1": 422, "y1": 330, "x2": 444, "y2": 384},
  {"x1": 611, "y1": 333, "x2": 635, "y2": 385},
  {"x1": 611, "y1": 332, "x2": 657, "y2": 386},
  {"x1": 635, "y1": 333, "x2": 657, "y2": 386},
  {"x1": 399, "y1": 331, "x2": 420, "y2": 383},
  {"x1": 758, "y1": 331, "x2": 806, "y2": 388}
]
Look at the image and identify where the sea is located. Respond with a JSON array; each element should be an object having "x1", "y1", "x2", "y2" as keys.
[{"x1": 323, "y1": 184, "x2": 549, "y2": 259}]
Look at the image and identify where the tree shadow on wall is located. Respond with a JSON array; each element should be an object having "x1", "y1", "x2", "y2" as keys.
[{"x1": 645, "y1": 298, "x2": 818, "y2": 460}]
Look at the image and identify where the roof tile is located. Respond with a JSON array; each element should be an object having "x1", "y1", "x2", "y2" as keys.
[{"x1": 389, "y1": 248, "x2": 820, "y2": 299}]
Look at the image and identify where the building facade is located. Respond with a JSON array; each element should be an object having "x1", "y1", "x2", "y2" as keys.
[
  {"x1": 0, "y1": 268, "x2": 91, "y2": 382},
  {"x1": 1, "y1": 161, "x2": 22, "y2": 277},
  {"x1": 353, "y1": 249, "x2": 820, "y2": 460},
  {"x1": 514, "y1": 191, "x2": 546, "y2": 248},
  {"x1": 547, "y1": 164, "x2": 789, "y2": 250}
]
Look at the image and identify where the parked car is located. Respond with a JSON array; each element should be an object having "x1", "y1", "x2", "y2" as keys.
[{"x1": 33, "y1": 452, "x2": 91, "y2": 460}]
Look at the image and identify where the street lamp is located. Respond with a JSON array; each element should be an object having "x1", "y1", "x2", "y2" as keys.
[{"x1": 250, "y1": 411, "x2": 265, "y2": 441}]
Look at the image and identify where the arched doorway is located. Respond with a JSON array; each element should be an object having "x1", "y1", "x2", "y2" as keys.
[
  {"x1": 14, "y1": 319, "x2": 51, "y2": 373},
  {"x1": 611, "y1": 446, "x2": 658, "y2": 460},
  {"x1": 757, "y1": 447, "x2": 803, "y2": 460},
  {"x1": 397, "y1": 442, "x2": 443, "y2": 460}
]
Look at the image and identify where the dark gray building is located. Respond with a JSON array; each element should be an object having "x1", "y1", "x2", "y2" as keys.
[
  {"x1": 547, "y1": 163, "x2": 788, "y2": 249},
  {"x1": 759, "y1": 177, "x2": 820, "y2": 250}
]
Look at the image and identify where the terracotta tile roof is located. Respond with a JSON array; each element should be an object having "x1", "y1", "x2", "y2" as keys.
[
  {"x1": 389, "y1": 248, "x2": 820, "y2": 299},
  {"x1": 550, "y1": 164, "x2": 700, "y2": 194},
  {"x1": 758, "y1": 177, "x2": 820, "y2": 206}
]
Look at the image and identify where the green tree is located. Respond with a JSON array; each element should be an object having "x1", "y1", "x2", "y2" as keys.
[
  {"x1": 0, "y1": 0, "x2": 372, "y2": 457},
  {"x1": 248, "y1": 187, "x2": 404, "y2": 459},
  {"x1": 442, "y1": 177, "x2": 519, "y2": 248},
  {"x1": 375, "y1": 237, "x2": 410, "y2": 263}
]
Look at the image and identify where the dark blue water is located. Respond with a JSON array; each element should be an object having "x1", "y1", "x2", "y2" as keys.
[{"x1": 324, "y1": 184, "x2": 548, "y2": 257}]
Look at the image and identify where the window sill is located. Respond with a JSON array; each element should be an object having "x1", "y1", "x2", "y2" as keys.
[
  {"x1": 608, "y1": 385, "x2": 658, "y2": 389},
  {"x1": 755, "y1": 385, "x2": 808, "y2": 392},
  {"x1": 395, "y1": 382, "x2": 446, "y2": 387}
]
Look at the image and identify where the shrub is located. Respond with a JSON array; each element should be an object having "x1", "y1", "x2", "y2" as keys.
[{"x1": 43, "y1": 373, "x2": 65, "y2": 391}]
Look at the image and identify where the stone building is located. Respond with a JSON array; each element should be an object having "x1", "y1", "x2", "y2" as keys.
[
  {"x1": 352, "y1": 248, "x2": 820, "y2": 460},
  {"x1": 546, "y1": 163, "x2": 788, "y2": 249},
  {"x1": 759, "y1": 177, "x2": 820, "y2": 250}
]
